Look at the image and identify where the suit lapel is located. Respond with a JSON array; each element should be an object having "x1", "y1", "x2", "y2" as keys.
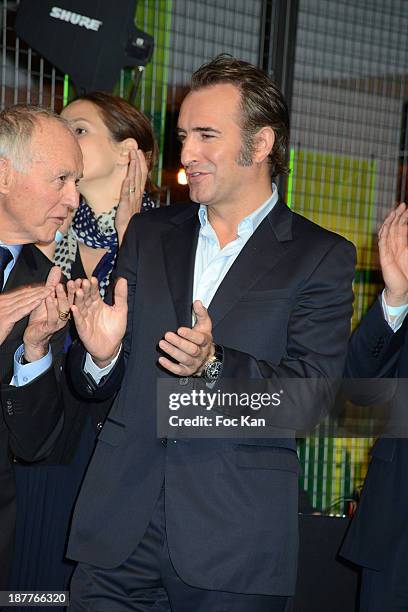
[
  {"x1": 208, "y1": 198, "x2": 294, "y2": 329},
  {"x1": 1, "y1": 244, "x2": 51, "y2": 347},
  {"x1": 4, "y1": 244, "x2": 42, "y2": 290},
  {"x1": 161, "y1": 199, "x2": 294, "y2": 330},
  {"x1": 162, "y1": 205, "x2": 200, "y2": 327}
]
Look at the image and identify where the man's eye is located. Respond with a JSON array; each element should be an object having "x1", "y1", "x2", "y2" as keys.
[
  {"x1": 201, "y1": 134, "x2": 214, "y2": 140},
  {"x1": 74, "y1": 127, "x2": 87, "y2": 136}
]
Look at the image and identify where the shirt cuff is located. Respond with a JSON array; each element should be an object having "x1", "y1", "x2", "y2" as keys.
[
  {"x1": 381, "y1": 290, "x2": 408, "y2": 332},
  {"x1": 83, "y1": 347, "x2": 121, "y2": 385},
  {"x1": 11, "y1": 344, "x2": 52, "y2": 387}
]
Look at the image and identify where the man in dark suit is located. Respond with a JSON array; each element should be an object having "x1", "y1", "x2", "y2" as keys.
[
  {"x1": 340, "y1": 202, "x2": 408, "y2": 611},
  {"x1": 0, "y1": 104, "x2": 83, "y2": 589},
  {"x1": 67, "y1": 56, "x2": 356, "y2": 611}
]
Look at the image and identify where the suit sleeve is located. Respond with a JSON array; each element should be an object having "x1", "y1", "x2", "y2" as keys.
[
  {"x1": 338, "y1": 295, "x2": 406, "y2": 408},
  {"x1": 1, "y1": 326, "x2": 67, "y2": 462},
  {"x1": 217, "y1": 239, "x2": 356, "y2": 431},
  {"x1": 345, "y1": 297, "x2": 405, "y2": 378},
  {"x1": 1, "y1": 366, "x2": 63, "y2": 461}
]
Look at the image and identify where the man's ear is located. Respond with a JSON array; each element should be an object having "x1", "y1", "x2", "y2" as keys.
[
  {"x1": 116, "y1": 138, "x2": 138, "y2": 164},
  {"x1": 252, "y1": 127, "x2": 275, "y2": 164},
  {"x1": 0, "y1": 158, "x2": 14, "y2": 195}
]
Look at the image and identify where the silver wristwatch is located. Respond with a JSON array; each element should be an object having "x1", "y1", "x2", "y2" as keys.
[{"x1": 201, "y1": 344, "x2": 223, "y2": 383}]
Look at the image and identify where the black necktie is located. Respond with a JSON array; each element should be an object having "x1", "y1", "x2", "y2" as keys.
[{"x1": 0, "y1": 246, "x2": 12, "y2": 290}]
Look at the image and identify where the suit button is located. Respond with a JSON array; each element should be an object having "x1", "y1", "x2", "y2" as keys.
[
  {"x1": 96, "y1": 422, "x2": 103, "y2": 430},
  {"x1": 161, "y1": 438, "x2": 167, "y2": 447},
  {"x1": 12, "y1": 457, "x2": 19, "y2": 464},
  {"x1": 179, "y1": 377, "x2": 189, "y2": 386}
]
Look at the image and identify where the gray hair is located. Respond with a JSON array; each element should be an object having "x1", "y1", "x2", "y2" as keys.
[{"x1": 0, "y1": 104, "x2": 72, "y2": 171}]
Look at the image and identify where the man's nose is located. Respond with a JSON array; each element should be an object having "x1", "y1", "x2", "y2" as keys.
[
  {"x1": 64, "y1": 182, "x2": 80, "y2": 210},
  {"x1": 180, "y1": 136, "x2": 199, "y2": 169}
]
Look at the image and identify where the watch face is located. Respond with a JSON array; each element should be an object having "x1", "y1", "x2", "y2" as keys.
[{"x1": 205, "y1": 360, "x2": 222, "y2": 382}]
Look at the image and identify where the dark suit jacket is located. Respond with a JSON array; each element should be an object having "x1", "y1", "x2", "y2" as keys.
[
  {"x1": 34, "y1": 246, "x2": 116, "y2": 466},
  {"x1": 0, "y1": 244, "x2": 65, "y2": 589},
  {"x1": 340, "y1": 298, "x2": 408, "y2": 571},
  {"x1": 67, "y1": 200, "x2": 356, "y2": 596}
]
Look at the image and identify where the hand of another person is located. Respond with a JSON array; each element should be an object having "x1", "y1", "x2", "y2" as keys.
[
  {"x1": 379, "y1": 202, "x2": 408, "y2": 306},
  {"x1": 23, "y1": 266, "x2": 74, "y2": 362},
  {"x1": 158, "y1": 300, "x2": 214, "y2": 376},
  {"x1": 0, "y1": 284, "x2": 53, "y2": 347},
  {"x1": 71, "y1": 276, "x2": 128, "y2": 367},
  {"x1": 115, "y1": 149, "x2": 148, "y2": 245}
]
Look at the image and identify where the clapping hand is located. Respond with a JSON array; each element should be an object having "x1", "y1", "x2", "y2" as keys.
[
  {"x1": 0, "y1": 282, "x2": 54, "y2": 347},
  {"x1": 23, "y1": 266, "x2": 74, "y2": 362},
  {"x1": 70, "y1": 276, "x2": 128, "y2": 367},
  {"x1": 379, "y1": 202, "x2": 408, "y2": 306},
  {"x1": 158, "y1": 300, "x2": 214, "y2": 376}
]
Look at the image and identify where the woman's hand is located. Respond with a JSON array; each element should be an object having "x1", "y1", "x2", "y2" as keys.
[{"x1": 115, "y1": 149, "x2": 148, "y2": 245}]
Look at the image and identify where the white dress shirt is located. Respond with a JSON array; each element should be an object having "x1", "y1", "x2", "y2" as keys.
[{"x1": 85, "y1": 186, "x2": 279, "y2": 383}]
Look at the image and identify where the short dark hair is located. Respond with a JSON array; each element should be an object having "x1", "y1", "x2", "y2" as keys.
[
  {"x1": 190, "y1": 55, "x2": 290, "y2": 178},
  {"x1": 70, "y1": 91, "x2": 159, "y2": 194}
]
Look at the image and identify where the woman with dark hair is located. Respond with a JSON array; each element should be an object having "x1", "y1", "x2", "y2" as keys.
[
  {"x1": 56, "y1": 91, "x2": 158, "y2": 295},
  {"x1": 10, "y1": 94, "x2": 159, "y2": 605}
]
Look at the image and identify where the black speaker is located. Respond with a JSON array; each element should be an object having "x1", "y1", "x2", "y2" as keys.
[{"x1": 15, "y1": 0, "x2": 154, "y2": 94}]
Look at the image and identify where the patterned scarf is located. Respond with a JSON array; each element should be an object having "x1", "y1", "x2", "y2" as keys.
[{"x1": 54, "y1": 191, "x2": 156, "y2": 298}]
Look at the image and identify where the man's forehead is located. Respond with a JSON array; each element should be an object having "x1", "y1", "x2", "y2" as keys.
[
  {"x1": 179, "y1": 83, "x2": 241, "y2": 126},
  {"x1": 30, "y1": 145, "x2": 81, "y2": 167},
  {"x1": 30, "y1": 120, "x2": 81, "y2": 163},
  {"x1": 184, "y1": 83, "x2": 240, "y2": 105},
  {"x1": 31, "y1": 116, "x2": 71, "y2": 143}
]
